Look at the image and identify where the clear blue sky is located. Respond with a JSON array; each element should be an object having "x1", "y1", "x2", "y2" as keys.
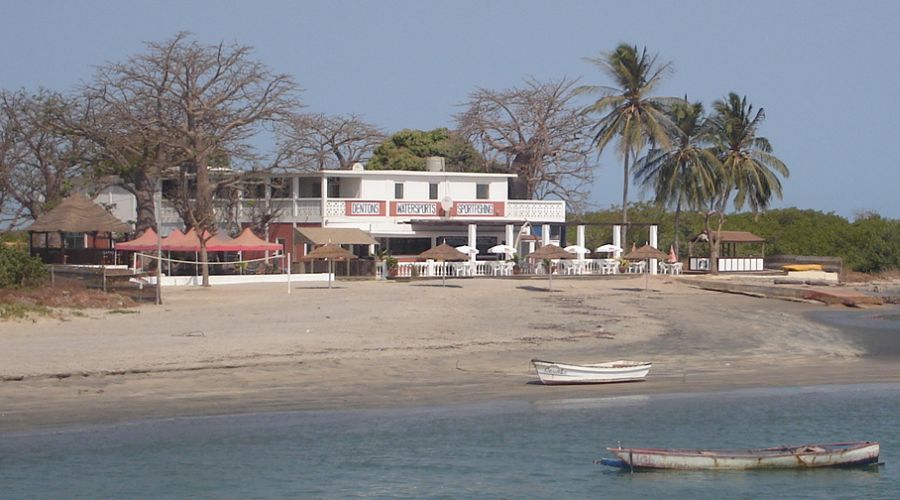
[{"x1": 2, "y1": 0, "x2": 898, "y2": 219}]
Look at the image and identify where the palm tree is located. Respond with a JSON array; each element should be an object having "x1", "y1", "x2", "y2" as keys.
[
  {"x1": 578, "y1": 43, "x2": 676, "y2": 245},
  {"x1": 705, "y1": 92, "x2": 789, "y2": 273},
  {"x1": 633, "y1": 99, "x2": 720, "y2": 257}
]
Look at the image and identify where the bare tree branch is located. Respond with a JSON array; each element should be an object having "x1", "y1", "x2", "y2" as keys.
[
  {"x1": 455, "y1": 77, "x2": 596, "y2": 213},
  {"x1": 276, "y1": 113, "x2": 386, "y2": 171}
]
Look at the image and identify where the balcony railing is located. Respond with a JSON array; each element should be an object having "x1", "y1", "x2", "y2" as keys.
[{"x1": 159, "y1": 198, "x2": 566, "y2": 225}]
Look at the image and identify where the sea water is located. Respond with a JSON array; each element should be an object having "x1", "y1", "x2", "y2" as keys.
[{"x1": 2, "y1": 383, "x2": 899, "y2": 499}]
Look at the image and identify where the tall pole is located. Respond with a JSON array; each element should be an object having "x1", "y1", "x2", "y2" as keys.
[{"x1": 154, "y1": 198, "x2": 162, "y2": 305}]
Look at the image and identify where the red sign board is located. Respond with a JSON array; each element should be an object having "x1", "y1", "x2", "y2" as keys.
[{"x1": 345, "y1": 200, "x2": 385, "y2": 216}]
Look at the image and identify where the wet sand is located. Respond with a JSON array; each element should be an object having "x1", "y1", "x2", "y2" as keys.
[{"x1": 1, "y1": 276, "x2": 899, "y2": 433}]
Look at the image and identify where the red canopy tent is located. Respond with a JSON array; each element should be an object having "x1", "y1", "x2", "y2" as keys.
[
  {"x1": 163, "y1": 228, "x2": 241, "y2": 252},
  {"x1": 116, "y1": 227, "x2": 162, "y2": 251},
  {"x1": 231, "y1": 227, "x2": 282, "y2": 252},
  {"x1": 160, "y1": 228, "x2": 194, "y2": 251}
]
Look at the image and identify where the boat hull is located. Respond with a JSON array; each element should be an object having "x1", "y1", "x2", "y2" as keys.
[
  {"x1": 607, "y1": 442, "x2": 880, "y2": 470},
  {"x1": 531, "y1": 359, "x2": 651, "y2": 385}
]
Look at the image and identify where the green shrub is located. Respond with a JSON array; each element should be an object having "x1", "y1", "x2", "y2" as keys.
[{"x1": 0, "y1": 245, "x2": 48, "y2": 288}]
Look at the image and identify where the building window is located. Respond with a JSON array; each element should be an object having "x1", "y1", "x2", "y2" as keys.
[
  {"x1": 476, "y1": 184, "x2": 489, "y2": 200},
  {"x1": 429, "y1": 183, "x2": 438, "y2": 200},
  {"x1": 63, "y1": 232, "x2": 85, "y2": 249},
  {"x1": 270, "y1": 177, "x2": 291, "y2": 198},
  {"x1": 394, "y1": 182, "x2": 404, "y2": 199},
  {"x1": 386, "y1": 237, "x2": 430, "y2": 255},
  {"x1": 328, "y1": 177, "x2": 341, "y2": 198}
]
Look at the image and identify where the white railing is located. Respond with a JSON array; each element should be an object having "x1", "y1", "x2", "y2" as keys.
[
  {"x1": 325, "y1": 200, "x2": 346, "y2": 217},
  {"x1": 395, "y1": 261, "x2": 516, "y2": 278},
  {"x1": 506, "y1": 200, "x2": 566, "y2": 222},
  {"x1": 295, "y1": 199, "x2": 321, "y2": 218}
]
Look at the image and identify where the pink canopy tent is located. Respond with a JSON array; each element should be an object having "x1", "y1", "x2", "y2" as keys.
[
  {"x1": 164, "y1": 228, "x2": 241, "y2": 252},
  {"x1": 230, "y1": 227, "x2": 282, "y2": 252},
  {"x1": 116, "y1": 227, "x2": 162, "y2": 251},
  {"x1": 159, "y1": 228, "x2": 194, "y2": 251}
]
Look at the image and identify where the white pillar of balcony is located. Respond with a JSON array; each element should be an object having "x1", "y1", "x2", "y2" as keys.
[
  {"x1": 541, "y1": 224, "x2": 551, "y2": 247},
  {"x1": 320, "y1": 176, "x2": 328, "y2": 226},
  {"x1": 291, "y1": 177, "x2": 299, "y2": 217},
  {"x1": 576, "y1": 225, "x2": 586, "y2": 262},
  {"x1": 467, "y1": 223, "x2": 477, "y2": 263},
  {"x1": 650, "y1": 224, "x2": 659, "y2": 275},
  {"x1": 505, "y1": 224, "x2": 515, "y2": 260},
  {"x1": 613, "y1": 225, "x2": 622, "y2": 259}
]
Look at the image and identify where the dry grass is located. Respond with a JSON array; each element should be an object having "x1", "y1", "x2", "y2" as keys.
[{"x1": 0, "y1": 284, "x2": 137, "y2": 321}]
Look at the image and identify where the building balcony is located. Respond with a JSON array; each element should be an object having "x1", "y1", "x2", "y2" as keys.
[{"x1": 158, "y1": 198, "x2": 566, "y2": 226}]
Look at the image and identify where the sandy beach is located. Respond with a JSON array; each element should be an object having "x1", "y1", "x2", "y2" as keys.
[{"x1": 1, "y1": 275, "x2": 899, "y2": 433}]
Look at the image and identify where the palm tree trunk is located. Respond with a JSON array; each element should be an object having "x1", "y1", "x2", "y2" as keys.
[
  {"x1": 621, "y1": 148, "x2": 631, "y2": 246},
  {"x1": 673, "y1": 192, "x2": 682, "y2": 257}
]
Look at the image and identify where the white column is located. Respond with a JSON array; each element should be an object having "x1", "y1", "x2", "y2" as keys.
[
  {"x1": 541, "y1": 223, "x2": 550, "y2": 246},
  {"x1": 576, "y1": 225, "x2": 586, "y2": 262},
  {"x1": 505, "y1": 224, "x2": 515, "y2": 260},
  {"x1": 291, "y1": 177, "x2": 299, "y2": 217},
  {"x1": 650, "y1": 224, "x2": 659, "y2": 275},
  {"x1": 320, "y1": 176, "x2": 328, "y2": 225},
  {"x1": 467, "y1": 223, "x2": 477, "y2": 262},
  {"x1": 613, "y1": 225, "x2": 622, "y2": 258}
]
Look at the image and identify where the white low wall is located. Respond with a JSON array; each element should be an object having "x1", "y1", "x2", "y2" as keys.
[{"x1": 144, "y1": 273, "x2": 332, "y2": 287}]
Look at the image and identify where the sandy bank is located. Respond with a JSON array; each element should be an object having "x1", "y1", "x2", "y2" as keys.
[{"x1": 1, "y1": 276, "x2": 898, "y2": 432}]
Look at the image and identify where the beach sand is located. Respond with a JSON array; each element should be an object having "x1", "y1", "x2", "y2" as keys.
[{"x1": 1, "y1": 276, "x2": 899, "y2": 433}]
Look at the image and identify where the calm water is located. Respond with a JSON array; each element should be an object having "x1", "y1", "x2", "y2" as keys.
[{"x1": 2, "y1": 384, "x2": 899, "y2": 499}]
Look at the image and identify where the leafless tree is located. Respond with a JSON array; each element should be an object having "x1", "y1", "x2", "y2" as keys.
[
  {"x1": 63, "y1": 60, "x2": 189, "y2": 233},
  {"x1": 455, "y1": 77, "x2": 596, "y2": 211},
  {"x1": 102, "y1": 32, "x2": 299, "y2": 285},
  {"x1": 0, "y1": 89, "x2": 93, "y2": 226},
  {"x1": 277, "y1": 113, "x2": 386, "y2": 171}
]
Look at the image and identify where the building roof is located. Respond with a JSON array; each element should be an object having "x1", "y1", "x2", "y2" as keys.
[
  {"x1": 294, "y1": 227, "x2": 378, "y2": 245},
  {"x1": 27, "y1": 194, "x2": 133, "y2": 233},
  {"x1": 692, "y1": 230, "x2": 766, "y2": 243}
]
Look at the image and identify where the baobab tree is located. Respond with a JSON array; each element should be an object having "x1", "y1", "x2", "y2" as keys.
[
  {"x1": 277, "y1": 113, "x2": 386, "y2": 171},
  {"x1": 99, "y1": 32, "x2": 299, "y2": 285},
  {"x1": 456, "y1": 77, "x2": 595, "y2": 210}
]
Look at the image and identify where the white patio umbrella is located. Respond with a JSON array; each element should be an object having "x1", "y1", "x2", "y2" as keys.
[
  {"x1": 455, "y1": 245, "x2": 480, "y2": 255},
  {"x1": 564, "y1": 244, "x2": 590, "y2": 256},
  {"x1": 487, "y1": 244, "x2": 516, "y2": 255},
  {"x1": 488, "y1": 244, "x2": 517, "y2": 265},
  {"x1": 595, "y1": 243, "x2": 622, "y2": 254}
]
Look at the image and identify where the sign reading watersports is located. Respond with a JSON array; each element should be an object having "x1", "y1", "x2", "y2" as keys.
[
  {"x1": 394, "y1": 202, "x2": 438, "y2": 216},
  {"x1": 455, "y1": 202, "x2": 498, "y2": 216},
  {"x1": 347, "y1": 201, "x2": 383, "y2": 216}
]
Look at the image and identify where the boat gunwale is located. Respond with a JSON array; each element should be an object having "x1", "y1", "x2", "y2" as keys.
[
  {"x1": 531, "y1": 359, "x2": 652, "y2": 370},
  {"x1": 608, "y1": 441, "x2": 879, "y2": 459}
]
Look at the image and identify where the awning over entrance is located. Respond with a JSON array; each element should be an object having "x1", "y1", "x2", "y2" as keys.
[{"x1": 294, "y1": 227, "x2": 378, "y2": 246}]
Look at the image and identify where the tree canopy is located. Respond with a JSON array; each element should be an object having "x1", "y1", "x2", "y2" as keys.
[{"x1": 366, "y1": 128, "x2": 490, "y2": 172}]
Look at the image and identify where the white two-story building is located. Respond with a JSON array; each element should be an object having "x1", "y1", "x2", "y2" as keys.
[{"x1": 106, "y1": 160, "x2": 568, "y2": 268}]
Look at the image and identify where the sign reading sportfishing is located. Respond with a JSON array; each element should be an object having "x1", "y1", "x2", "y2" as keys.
[{"x1": 454, "y1": 202, "x2": 503, "y2": 217}]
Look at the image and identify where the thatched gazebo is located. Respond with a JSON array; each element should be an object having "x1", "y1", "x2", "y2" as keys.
[
  {"x1": 27, "y1": 194, "x2": 133, "y2": 265},
  {"x1": 526, "y1": 244, "x2": 575, "y2": 291},
  {"x1": 301, "y1": 244, "x2": 357, "y2": 289},
  {"x1": 418, "y1": 243, "x2": 468, "y2": 286}
]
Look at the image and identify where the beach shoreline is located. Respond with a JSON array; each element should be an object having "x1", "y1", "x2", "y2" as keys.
[{"x1": 2, "y1": 277, "x2": 898, "y2": 433}]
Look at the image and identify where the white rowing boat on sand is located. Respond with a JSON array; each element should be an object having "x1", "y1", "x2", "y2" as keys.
[
  {"x1": 531, "y1": 359, "x2": 651, "y2": 385},
  {"x1": 601, "y1": 441, "x2": 881, "y2": 470}
]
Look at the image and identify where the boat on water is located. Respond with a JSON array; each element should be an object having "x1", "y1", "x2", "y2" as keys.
[
  {"x1": 531, "y1": 359, "x2": 651, "y2": 385},
  {"x1": 602, "y1": 442, "x2": 880, "y2": 470}
]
